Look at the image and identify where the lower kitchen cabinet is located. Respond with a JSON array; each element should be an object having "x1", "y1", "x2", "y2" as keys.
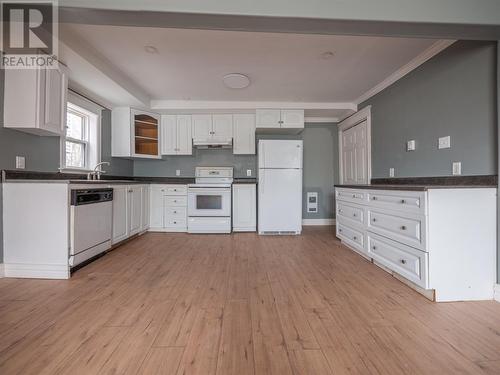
[
  {"x1": 111, "y1": 184, "x2": 150, "y2": 244},
  {"x1": 149, "y1": 184, "x2": 188, "y2": 232},
  {"x1": 232, "y1": 184, "x2": 257, "y2": 232}
]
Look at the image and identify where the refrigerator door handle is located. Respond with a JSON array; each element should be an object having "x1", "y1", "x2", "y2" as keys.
[{"x1": 260, "y1": 172, "x2": 264, "y2": 195}]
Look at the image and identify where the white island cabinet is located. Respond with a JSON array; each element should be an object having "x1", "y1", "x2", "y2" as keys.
[
  {"x1": 232, "y1": 183, "x2": 257, "y2": 232},
  {"x1": 335, "y1": 186, "x2": 497, "y2": 302}
]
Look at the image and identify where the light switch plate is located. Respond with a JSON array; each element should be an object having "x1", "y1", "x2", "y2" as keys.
[
  {"x1": 406, "y1": 140, "x2": 416, "y2": 151},
  {"x1": 15, "y1": 156, "x2": 25, "y2": 169},
  {"x1": 452, "y1": 162, "x2": 462, "y2": 175},
  {"x1": 246, "y1": 169, "x2": 252, "y2": 177},
  {"x1": 438, "y1": 136, "x2": 451, "y2": 149},
  {"x1": 175, "y1": 169, "x2": 180, "y2": 176},
  {"x1": 389, "y1": 168, "x2": 395, "y2": 177}
]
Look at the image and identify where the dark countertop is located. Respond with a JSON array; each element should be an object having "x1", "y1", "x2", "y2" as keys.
[
  {"x1": 1, "y1": 170, "x2": 195, "y2": 184},
  {"x1": 335, "y1": 175, "x2": 497, "y2": 191},
  {"x1": 233, "y1": 178, "x2": 257, "y2": 184}
]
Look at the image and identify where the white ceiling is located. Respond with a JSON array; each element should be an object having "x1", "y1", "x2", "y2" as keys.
[{"x1": 60, "y1": 24, "x2": 437, "y2": 110}]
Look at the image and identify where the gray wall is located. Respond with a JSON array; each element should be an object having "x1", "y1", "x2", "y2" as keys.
[
  {"x1": 134, "y1": 124, "x2": 339, "y2": 220},
  {"x1": 361, "y1": 40, "x2": 497, "y2": 178}
]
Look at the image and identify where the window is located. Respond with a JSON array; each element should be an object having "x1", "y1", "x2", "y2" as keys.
[
  {"x1": 65, "y1": 106, "x2": 88, "y2": 169},
  {"x1": 61, "y1": 92, "x2": 102, "y2": 171}
]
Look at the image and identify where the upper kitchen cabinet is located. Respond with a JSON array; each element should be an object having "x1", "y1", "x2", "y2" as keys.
[
  {"x1": 192, "y1": 114, "x2": 233, "y2": 146},
  {"x1": 4, "y1": 65, "x2": 68, "y2": 136},
  {"x1": 256, "y1": 109, "x2": 304, "y2": 134},
  {"x1": 112, "y1": 107, "x2": 161, "y2": 159},
  {"x1": 233, "y1": 114, "x2": 256, "y2": 155},
  {"x1": 161, "y1": 115, "x2": 193, "y2": 155}
]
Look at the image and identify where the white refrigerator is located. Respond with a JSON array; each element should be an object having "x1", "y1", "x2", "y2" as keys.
[{"x1": 258, "y1": 140, "x2": 303, "y2": 235}]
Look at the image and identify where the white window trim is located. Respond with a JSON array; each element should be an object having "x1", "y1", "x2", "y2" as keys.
[
  {"x1": 60, "y1": 92, "x2": 103, "y2": 173},
  {"x1": 337, "y1": 105, "x2": 372, "y2": 184}
]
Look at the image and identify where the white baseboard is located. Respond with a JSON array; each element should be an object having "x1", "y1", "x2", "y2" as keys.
[
  {"x1": 494, "y1": 284, "x2": 500, "y2": 303},
  {"x1": 4, "y1": 263, "x2": 70, "y2": 279},
  {"x1": 302, "y1": 218, "x2": 336, "y2": 226},
  {"x1": 0, "y1": 264, "x2": 4, "y2": 278}
]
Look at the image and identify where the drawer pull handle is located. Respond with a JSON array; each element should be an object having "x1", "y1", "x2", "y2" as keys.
[
  {"x1": 400, "y1": 225, "x2": 407, "y2": 231},
  {"x1": 400, "y1": 259, "x2": 407, "y2": 265},
  {"x1": 400, "y1": 199, "x2": 406, "y2": 204}
]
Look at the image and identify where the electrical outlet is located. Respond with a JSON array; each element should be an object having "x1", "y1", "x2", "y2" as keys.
[
  {"x1": 452, "y1": 162, "x2": 462, "y2": 175},
  {"x1": 175, "y1": 169, "x2": 180, "y2": 176},
  {"x1": 406, "y1": 140, "x2": 416, "y2": 151},
  {"x1": 389, "y1": 168, "x2": 395, "y2": 177},
  {"x1": 15, "y1": 156, "x2": 25, "y2": 169},
  {"x1": 246, "y1": 169, "x2": 252, "y2": 177},
  {"x1": 438, "y1": 136, "x2": 451, "y2": 149}
]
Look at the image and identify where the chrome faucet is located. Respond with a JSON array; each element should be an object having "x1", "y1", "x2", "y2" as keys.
[{"x1": 87, "y1": 162, "x2": 110, "y2": 180}]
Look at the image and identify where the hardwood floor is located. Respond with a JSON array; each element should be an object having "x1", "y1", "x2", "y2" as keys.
[{"x1": 1, "y1": 227, "x2": 500, "y2": 374}]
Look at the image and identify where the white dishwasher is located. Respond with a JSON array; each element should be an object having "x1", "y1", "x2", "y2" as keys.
[{"x1": 69, "y1": 188, "x2": 113, "y2": 268}]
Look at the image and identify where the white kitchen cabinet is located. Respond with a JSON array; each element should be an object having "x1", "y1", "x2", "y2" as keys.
[
  {"x1": 192, "y1": 114, "x2": 213, "y2": 140},
  {"x1": 256, "y1": 109, "x2": 281, "y2": 129},
  {"x1": 4, "y1": 65, "x2": 68, "y2": 136},
  {"x1": 233, "y1": 114, "x2": 256, "y2": 155},
  {"x1": 112, "y1": 108, "x2": 161, "y2": 159},
  {"x1": 149, "y1": 184, "x2": 188, "y2": 232},
  {"x1": 141, "y1": 185, "x2": 150, "y2": 232},
  {"x1": 161, "y1": 115, "x2": 193, "y2": 155},
  {"x1": 192, "y1": 114, "x2": 233, "y2": 142},
  {"x1": 112, "y1": 185, "x2": 129, "y2": 244},
  {"x1": 335, "y1": 186, "x2": 497, "y2": 302},
  {"x1": 128, "y1": 185, "x2": 142, "y2": 236},
  {"x1": 233, "y1": 184, "x2": 257, "y2": 232},
  {"x1": 212, "y1": 114, "x2": 233, "y2": 139},
  {"x1": 281, "y1": 110, "x2": 305, "y2": 128},
  {"x1": 256, "y1": 109, "x2": 304, "y2": 133}
]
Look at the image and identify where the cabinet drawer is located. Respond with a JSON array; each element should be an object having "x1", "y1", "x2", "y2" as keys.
[
  {"x1": 165, "y1": 196, "x2": 187, "y2": 207},
  {"x1": 165, "y1": 217, "x2": 187, "y2": 228},
  {"x1": 336, "y1": 189, "x2": 366, "y2": 204},
  {"x1": 165, "y1": 207, "x2": 187, "y2": 218},
  {"x1": 367, "y1": 232, "x2": 428, "y2": 288},
  {"x1": 337, "y1": 202, "x2": 365, "y2": 226},
  {"x1": 165, "y1": 185, "x2": 187, "y2": 195},
  {"x1": 367, "y1": 209, "x2": 426, "y2": 251},
  {"x1": 337, "y1": 223, "x2": 366, "y2": 254},
  {"x1": 367, "y1": 190, "x2": 425, "y2": 214}
]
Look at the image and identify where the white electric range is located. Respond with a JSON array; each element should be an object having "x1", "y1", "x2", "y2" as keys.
[{"x1": 187, "y1": 167, "x2": 233, "y2": 233}]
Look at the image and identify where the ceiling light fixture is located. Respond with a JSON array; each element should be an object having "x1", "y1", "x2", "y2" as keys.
[
  {"x1": 320, "y1": 51, "x2": 335, "y2": 60},
  {"x1": 144, "y1": 45, "x2": 159, "y2": 54},
  {"x1": 223, "y1": 73, "x2": 250, "y2": 89}
]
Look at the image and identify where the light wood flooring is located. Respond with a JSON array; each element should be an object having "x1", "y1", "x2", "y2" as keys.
[{"x1": 1, "y1": 227, "x2": 500, "y2": 374}]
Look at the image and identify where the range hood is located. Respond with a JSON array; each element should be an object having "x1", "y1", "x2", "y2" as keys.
[{"x1": 193, "y1": 138, "x2": 233, "y2": 149}]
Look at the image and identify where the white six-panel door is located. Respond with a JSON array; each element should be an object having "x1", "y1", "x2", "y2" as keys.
[{"x1": 342, "y1": 120, "x2": 368, "y2": 184}]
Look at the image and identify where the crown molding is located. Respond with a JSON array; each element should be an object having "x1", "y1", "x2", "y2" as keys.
[
  {"x1": 150, "y1": 100, "x2": 357, "y2": 111},
  {"x1": 354, "y1": 39, "x2": 456, "y2": 105},
  {"x1": 305, "y1": 117, "x2": 339, "y2": 123}
]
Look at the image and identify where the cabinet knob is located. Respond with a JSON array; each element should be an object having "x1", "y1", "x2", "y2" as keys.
[
  {"x1": 352, "y1": 194, "x2": 356, "y2": 198},
  {"x1": 372, "y1": 245, "x2": 376, "y2": 250},
  {"x1": 372, "y1": 218, "x2": 376, "y2": 222},
  {"x1": 400, "y1": 259, "x2": 407, "y2": 265},
  {"x1": 353, "y1": 236, "x2": 357, "y2": 240},
  {"x1": 174, "y1": 221, "x2": 177, "y2": 224},
  {"x1": 339, "y1": 229, "x2": 342, "y2": 233},
  {"x1": 372, "y1": 196, "x2": 377, "y2": 200},
  {"x1": 400, "y1": 199, "x2": 406, "y2": 204},
  {"x1": 353, "y1": 213, "x2": 357, "y2": 217},
  {"x1": 173, "y1": 211, "x2": 177, "y2": 214},
  {"x1": 400, "y1": 225, "x2": 407, "y2": 231},
  {"x1": 161, "y1": 189, "x2": 165, "y2": 192}
]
